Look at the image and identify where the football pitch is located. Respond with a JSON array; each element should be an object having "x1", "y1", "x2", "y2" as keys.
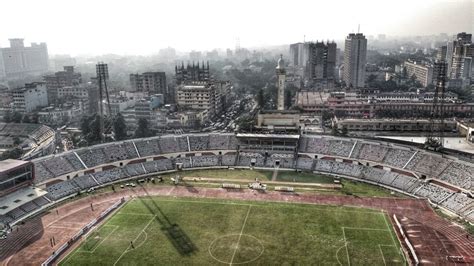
[{"x1": 61, "y1": 197, "x2": 406, "y2": 265}]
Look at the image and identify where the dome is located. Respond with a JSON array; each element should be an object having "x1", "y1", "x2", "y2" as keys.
[{"x1": 276, "y1": 54, "x2": 284, "y2": 69}]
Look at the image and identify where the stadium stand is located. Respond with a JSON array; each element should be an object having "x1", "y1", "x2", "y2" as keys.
[
  {"x1": 134, "y1": 139, "x2": 161, "y2": 157},
  {"x1": 45, "y1": 181, "x2": 80, "y2": 201},
  {"x1": 438, "y1": 162, "x2": 473, "y2": 190},
  {"x1": 192, "y1": 155, "x2": 219, "y2": 168},
  {"x1": 105, "y1": 143, "x2": 138, "y2": 162},
  {"x1": 382, "y1": 148, "x2": 414, "y2": 168},
  {"x1": 188, "y1": 135, "x2": 210, "y2": 151},
  {"x1": 123, "y1": 163, "x2": 146, "y2": 177},
  {"x1": 208, "y1": 134, "x2": 233, "y2": 150},
  {"x1": 221, "y1": 154, "x2": 237, "y2": 166},
  {"x1": 414, "y1": 183, "x2": 453, "y2": 203},
  {"x1": 41, "y1": 156, "x2": 76, "y2": 177},
  {"x1": 76, "y1": 148, "x2": 108, "y2": 168},
  {"x1": 175, "y1": 157, "x2": 192, "y2": 168},
  {"x1": 158, "y1": 137, "x2": 181, "y2": 153},
  {"x1": 71, "y1": 175, "x2": 99, "y2": 190},
  {"x1": 265, "y1": 153, "x2": 294, "y2": 168},
  {"x1": 63, "y1": 153, "x2": 85, "y2": 171},
  {"x1": 352, "y1": 143, "x2": 389, "y2": 162},
  {"x1": 13, "y1": 133, "x2": 471, "y2": 228},
  {"x1": 327, "y1": 140, "x2": 353, "y2": 157},
  {"x1": 142, "y1": 159, "x2": 173, "y2": 173},
  {"x1": 406, "y1": 153, "x2": 450, "y2": 177},
  {"x1": 93, "y1": 168, "x2": 126, "y2": 184},
  {"x1": 296, "y1": 157, "x2": 314, "y2": 170},
  {"x1": 238, "y1": 152, "x2": 264, "y2": 167}
]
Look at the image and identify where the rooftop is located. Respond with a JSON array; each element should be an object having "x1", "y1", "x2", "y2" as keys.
[{"x1": 0, "y1": 159, "x2": 29, "y2": 174}]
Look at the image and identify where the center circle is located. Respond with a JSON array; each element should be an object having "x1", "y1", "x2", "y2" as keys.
[{"x1": 208, "y1": 234, "x2": 264, "y2": 264}]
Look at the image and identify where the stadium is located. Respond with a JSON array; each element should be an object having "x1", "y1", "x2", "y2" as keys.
[
  {"x1": 0, "y1": 133, "x2": 473, "y2": 265},
  {"x1": 0, "y1": 123, "x2": 56, "y2": 160}
]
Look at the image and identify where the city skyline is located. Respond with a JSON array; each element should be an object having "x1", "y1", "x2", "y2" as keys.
[{"x1": 0, "y1": 0, "x2": 472, "y2": 56}]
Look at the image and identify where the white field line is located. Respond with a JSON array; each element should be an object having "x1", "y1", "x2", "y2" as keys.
[
  {"x1": 115, "y1": 213, "x2": 155, "y2": 216},
  {"x1": 113, "y1": 215, "x2": 156, "y2": 266},
  {"x1": 343, "y1": 227, "x2": 389, "y2": 232},
  {"x1": 381, "y1": 212, "x2": 407, "y2": 264},
  {"x1": 135, "y1": 197, "x2": 386, "y2": 215},
  {"x1": 379, "y1": 244, "x2": 387, "y2": 266},
  {"x1": 342, "y1": 227, "x2": 351, "y2": 266},
  {"x1": 230, "y1": 206, "x2": 252, "y2": 265},
  {"x1": 79, "y1": 225, "x2": 119, "y2": 253}
]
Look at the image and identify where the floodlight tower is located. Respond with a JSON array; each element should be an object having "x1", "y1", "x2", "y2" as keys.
[
  {"x1": 96, "y1": 62, "x2": 111, "y2": 142},
  {"x1": 425, "y1": 61, "x2": 447, "y2": 151}
]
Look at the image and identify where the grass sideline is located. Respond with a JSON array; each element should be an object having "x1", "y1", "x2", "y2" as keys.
[
  {"x1": 61, "y1": 197, "x2": 406, "y2": 265},
  {"x1": 156, "y1": 169, "x2": 403, "y2": 198}
]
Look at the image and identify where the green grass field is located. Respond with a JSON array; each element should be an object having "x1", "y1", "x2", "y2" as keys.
[
  {"x1": 61, "y1": 197, "x2": 406, "y2": 265},
  {"x1": 157, "y1": 169, "x2": 402, "y2": 198}
]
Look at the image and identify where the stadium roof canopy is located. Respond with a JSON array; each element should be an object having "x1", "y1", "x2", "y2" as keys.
[{"x1": 0, "y1": 159, "x2": 29, "y2": 174}]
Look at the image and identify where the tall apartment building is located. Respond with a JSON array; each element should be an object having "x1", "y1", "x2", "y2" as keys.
[
  {"x1": 445, "y1": 32, "x2": 474, "y2": 81},
  {"x1": 57, "y1": 84, "x2": 98, "y2": 114},
  {"x1": 11, "y1": 82, "x2": 48, "y2": 113},
  {"x1": 404, "y1": 60, "x2": 434, "y2": 87},
  {"x1": 306, "y1": 41, "x2": 337, "y2": 83},
  {"x1": 129, "y1": 72, "x2": 167, "y2": 101},
  {"x1": 175, "y1": 62, "x2": 210, "y2": 85},
  {"x1": 436, "y1": 46, "x2": 447, "y2": 61},
  {"x1": 289, "y1": 42, "x2": 308, "y2": 67},
  {"x1": 343, "y1": 33, "x2": 367, "y2": 88},
  {"x1": 175, "y1": 81, "x2": 230, "y2": 121},
  {"x1": 0, "y1": 39, "x2": 49, "y2": 79},
  {"x1": 43, "y1": 66, "x2": 82, "y2": 104}
]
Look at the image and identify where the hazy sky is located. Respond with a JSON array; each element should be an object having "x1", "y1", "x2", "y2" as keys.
[{"x1": 0, "y1": 0, "x2": 472, "y2": 55}]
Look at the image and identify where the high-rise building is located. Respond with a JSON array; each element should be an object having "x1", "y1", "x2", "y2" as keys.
[
  {"x1": 343, "y1": 33, "x2": 367, "y2": 88},
  {"x1": 43, "y1": 66, "x2": 82, "y2": 104},
  {"x1": 436, "y1": 46, "x2": 447, "y2": 61},
  {"x1": 445, "y1": 32, "x2": 474, "y2": 81},
  {"x1": 289, "y1": 43, "x2": 307, "y2": 67},
  {"x1": 276, "y1": 55, "x2": 286, "y2": 110},
  {"x1": 306, "y1": 41, "x2": 337, "y2": 83},
  {"x1": 175, "y1": 61, "x2": 210, "y2": 85},
  {"x1": 130, "y1": 72, "x2": 167, "y2": 97},
  {"x1": 11, "y1": 82, "x2": 48, "y2": 113},
  {"x1": 404, "y1": 60, "x2": 434, "y2": 87},
  {"x1": 0, "y1": 39, "x2": 48, "y2": 79}
]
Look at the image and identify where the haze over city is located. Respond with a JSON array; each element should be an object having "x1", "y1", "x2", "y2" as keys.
[
  {"x1": 0, "y1": 0, "x2": 472, "y2": 55},
  {"x1": 1, "y1": 0, "x2": 474, "y2": 265}
]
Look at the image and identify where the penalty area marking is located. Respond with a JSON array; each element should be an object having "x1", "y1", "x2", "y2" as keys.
[
  {"x1": 113, "y1": 215, "x2": 156, "y2": 266},
  {"x1": 378, "y1": 244, "x2": 387, "y2": 266},
  {"x1": 78, "y1": 225, "x2": 120, "y2": 253}
]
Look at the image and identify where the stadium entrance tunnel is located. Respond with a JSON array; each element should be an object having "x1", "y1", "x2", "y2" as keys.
[{"x1": 208, "y1": 234, "x2": 264, "y2": 264}]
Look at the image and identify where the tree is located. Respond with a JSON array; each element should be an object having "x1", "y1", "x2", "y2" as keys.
[
  {"x1": 22, "y1": 115, "x2": 31, "y2": 123},
  {"x1": 81, "y1": 114, "x2": 101, "y2": 143},
  {"x1": 12, "y1": 112, "x2": 22, "y2": 123},
  {"x1": 285, "y1": 90, "x2": 292, "y2": 109},
  {"x1": 113, "y1": 113, "x2": 127, "y2": 140},
  {"x1": 341, "y1": 127, "x2": 349, "y2": 136},
  {"x1": 13, "y1": 137, "x2": 21, "y2": 146},
  {"x1": 80, "y1": 116, "x2": 91, "y2": 136},
  {"x1": 88, "y1": 115, "x2": 101, "y2": 142},
  {"x1": 257, "y1": 89, "x2": 264, "y2": 108},
  {"x1": 135, "y1": 118, "x2": 151, "y2": 138},
  {"x1": 0, "y1": 147, "x2": 23, "y2": 160},
  {"x1": 3, "y1": 111, "x2": 11, "y2": 123}
]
